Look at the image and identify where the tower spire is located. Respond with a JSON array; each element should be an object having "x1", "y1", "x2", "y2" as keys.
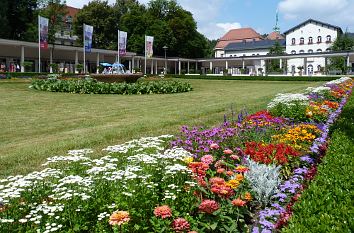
[{"x1": 273, "y1": 9, "x2": 280, "y2": 33}]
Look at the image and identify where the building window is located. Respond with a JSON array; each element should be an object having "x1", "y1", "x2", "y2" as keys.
[
  {"x1": 300, "y1": 37, "x2": 304, "y2": 45},
  {"x1": 299, "y1": 50, "x2": 304, "y2": 54},
  {"x1": 308, "y1": 49, "x2": 313, "y2": 53},
  {"x1": 317, "y1": 36, "x2": 322, "y2": 43},
  {"x1": 316, "y1": 49, "x2": 322, "y2": 53},
  {"x1": 292, "y1": 38, "x2": 296, "y2": 45},
  {"x1": 252, "y1": 54, "x2": 255, "y2": 56},
  {"x1": 326, "y1": 35, "x2": 331, "y2": 43},
  {"x1": 230, "y1": 55, "x2": 232, "y2": 57},
  {"x1": 221, "y1": 54, "x2": 224, "y2": 57},
  {"x1": 291, "y1": 50, "x2": 296, "y2": 54},
  {"x1": 317, "y1": 65, "x2": 321, "y2": 71},
  {"x1": 308, "y1": 37, "x2": 313, "y2": 44},
  {"x1": 326, "y1": 48, "x2": 331, "y2": 52}
]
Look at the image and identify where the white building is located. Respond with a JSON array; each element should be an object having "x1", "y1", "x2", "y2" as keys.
[{"x1": 284, "y1": 19, "x2": 343, "y2": 75}]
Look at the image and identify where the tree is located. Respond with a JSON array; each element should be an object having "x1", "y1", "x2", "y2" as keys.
[
  {"x1": 329, "y1": 33, "x2": 354, "y2": 74},
  {"x1": 0, "y1": 0, "x2": 38, "y2": 41},
  {"x1": 266, "y1": 41, "x2": 285, "y2": 73},
  {"x1": 38, "y1": 0, "x2": 68, "y2": 45}
]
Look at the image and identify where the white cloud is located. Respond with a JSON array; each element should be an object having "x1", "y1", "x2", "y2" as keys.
[{"x1": 278, "y1": 0, "x2": 354, "y2": 31}]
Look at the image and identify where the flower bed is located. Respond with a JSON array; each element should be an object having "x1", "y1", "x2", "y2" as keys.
[
  {"x1": 29, "y1": 78, "x2": 193, "y2": 95},
  {"x1": 0, "y1": 77, "x2": 352, "y2": 232}
]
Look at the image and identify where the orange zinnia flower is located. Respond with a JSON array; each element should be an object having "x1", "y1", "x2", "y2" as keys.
[
  {"x1": 109, "y1": 211, "x2": 130, "y2": 226},
  {"x1": 232, "y1": 198, "x2": 247, "y2": 207}
]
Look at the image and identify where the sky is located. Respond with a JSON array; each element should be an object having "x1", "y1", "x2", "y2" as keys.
[{"x1": 65, "y1": 0, "x2": 354, "y2": 40}]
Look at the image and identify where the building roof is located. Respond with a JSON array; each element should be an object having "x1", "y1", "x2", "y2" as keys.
[
  {"x1": 267, "y1": 31, "x2": 284, "y2": 40},
  {"x1": 65, "y1": 6, "x2": 80, "y2": 19},
  {"x1": 224, "y1": 39, "x2": 286, "y2": 52},
  {"x1": 283, "y1": 19, "x2": 343, "y2": 35},
  {"x1": 215, "y1": 28, "x2": 263, "y2": 49}
]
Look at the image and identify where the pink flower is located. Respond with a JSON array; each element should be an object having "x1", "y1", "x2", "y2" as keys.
[
  {"x1": 230, "y1": 155, "x2": 240, "y2": 160},
  {"x1": 223, "y1": 149, "x2": 233, "y2": 155},
  {"x1": 154, "y1": 205, "x2": 172, "y2": 219},
  {"x1": 201, "y1": 155, "x2": 214, "y2": 165},
  {"x1": 217, "y1": 168, "x2": 225, "y2": 174},
  {"x1": 210, "y1": 143, "x2": 220, "y2": 150},
  {"x1": 172, "y1": 218, "x2": 190, "y2": 232},
  {"x1": 198, "y1": 199, "x2": 220, "y2": 214}
]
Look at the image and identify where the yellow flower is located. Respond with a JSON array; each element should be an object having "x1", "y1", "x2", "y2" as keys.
[
  {"x1": 183, "y1": 157, "x2": 194, "y2": 164},
  {"x1": 226, "y1": 179, "x2": 240, "y2": 189}
]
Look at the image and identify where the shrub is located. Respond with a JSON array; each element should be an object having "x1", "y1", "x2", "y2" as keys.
[{"x1": 29, "y1": 78, "x2": 193, "y2": 95}]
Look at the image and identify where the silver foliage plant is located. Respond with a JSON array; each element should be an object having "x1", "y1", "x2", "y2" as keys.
[{"x1": 244, "y1": 157, "x2": 281, "y2": 207}]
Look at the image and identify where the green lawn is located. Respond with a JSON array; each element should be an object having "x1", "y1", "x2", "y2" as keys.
[{"x1": 0, "y1": 79, "x2": 323, "y2": 177}]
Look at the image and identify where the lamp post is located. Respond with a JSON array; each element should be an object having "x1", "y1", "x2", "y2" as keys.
[{"x1": 163, "y1": 45, "x2": 168, "y2": 74}]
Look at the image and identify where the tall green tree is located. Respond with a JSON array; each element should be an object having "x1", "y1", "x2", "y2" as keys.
[
  {"x1": 329, "y1": 33, "x2": 354, "y2": 74},
  {"x1": 73, "y1": 0, "x2": 118, "y2": 49},
  {"x1": 0, "y1": 0, "x2": 38, "y2": 41}
]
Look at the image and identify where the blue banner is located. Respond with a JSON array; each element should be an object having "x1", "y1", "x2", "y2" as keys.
[{"x1": 84, "y1": 24, "x2": 93, "y2": 53}]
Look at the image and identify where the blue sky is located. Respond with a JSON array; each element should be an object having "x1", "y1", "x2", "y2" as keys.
[{"x1": 66, "y1": 0, "x2": 354, "y2": 39}]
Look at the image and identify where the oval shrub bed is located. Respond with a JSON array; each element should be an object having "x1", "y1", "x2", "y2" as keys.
[{"x1": 29, "y1": 78, "x2": 193, "y2": 94}]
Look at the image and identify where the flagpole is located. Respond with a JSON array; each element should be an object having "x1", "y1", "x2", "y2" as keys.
[
  {"x1": 38, "y1": 15, "x2": 41, "y2": 73},
  {"x1": 144, "y1": 35, "x2": 147, "y2": 74},
  {"x1": 83, "y1": 24, "x2": 86, "y2": 74},
  {"x1": 117, "y1": 30, "x2": 120, "y2": 64}
]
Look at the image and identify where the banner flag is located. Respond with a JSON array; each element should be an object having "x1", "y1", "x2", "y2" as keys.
[
  {"x1": 146, "y1": 36, "x2": 154, "y2": 58},
  {"x1": 119, "y1": 31, "x2": 128, "y2": 56},
  {"x1": 84, "y1": 24, "x2": 93, "y2": 53},
  {"x1": 39, "y1": 16, "x2": 49, "y2": 49}
]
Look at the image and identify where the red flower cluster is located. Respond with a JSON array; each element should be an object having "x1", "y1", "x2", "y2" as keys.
[
  {"x1": 244, "y1": 142, "x2": 300, "y2": 165},
  {"x1": 198, "y1": 199, "x2": 220, "y2": 214},
  {"x1": 209, "y1": 177, "x2": 235, "y2": 199},
  {"x1": 172, "y1": 218, "x2": 190, "y2": 232},
  {"x1": 244, "y1": 110, "x2": 285, "y2": 127},
  {"x1": 154, "y1": 205, "x2": 172, "y2": 219}
]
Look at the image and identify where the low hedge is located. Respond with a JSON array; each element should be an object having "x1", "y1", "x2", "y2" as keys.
[
  {"x1": 30, "y1": 78, "x2": 193, "y2": 95},
  {"x1": 282, "y1": 95, "x2": 354, "y2": 232},
  {"x1": 0, "y1": 72, "x2": 49, "y2": 78},
  {"x1": 172, "y1": 75, "x2": 346, "y2": 82}
]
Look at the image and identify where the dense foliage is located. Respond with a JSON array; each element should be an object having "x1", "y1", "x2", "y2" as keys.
[
  {"x1": 283, "y1": 94, "x2": 354, "y2": 233},
  {"x1": 30, "y1": 78, "x2": 193, "y2": 94},
  {"x1": 73, "y1": 0, "x2": 211, "y2": 58},
  {"x1": 329, "y1": 33, "x2": 354, "y2": 74}
]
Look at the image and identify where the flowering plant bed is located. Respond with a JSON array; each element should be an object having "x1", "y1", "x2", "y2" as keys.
[
  {"x1": 0, "y1": 77, "x2": 352, "y2": 232},
  {"x1": 29, "y1": 78, "x2": 193, "y2": 95}
]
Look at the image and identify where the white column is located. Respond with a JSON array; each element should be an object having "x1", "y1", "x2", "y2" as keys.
[
  {"x1": 96, "y1": 53, "x2": 100, "y2": 74},
  {"x1": 279, "y1": 59, "x2": 283, "y2": 69},
  {"x1": 195, "y1": 62, "x2": 198, "y2": 73},
  {"x1": 132, "y1": 57, "x2": 135, "y2": 72},
  {"x1": 155, "y1": 60, "x2": 158, "y2": 74},
  {"x1": 304, "y1": 58, "x2": 307, "y2": 75},
  {"x1": 129, "y1": 60, "x2": 132, "y2": 73},
  {"x1": 20, "y1": 46, "x2": 25, "y2": 73},
  {"x1": 49, "y1": 48, "x2": 53, "y2": 73},
  {"x1": 242, "y1": 60, "x2": 245, "y2": 69},
  {"x1": 347, "y1": 56, "x2": 350, "y2": 67},
  {"x1": 151, "y1": 59, "x2": 154, "y2": 74},
  {"x1": 75, "y1": 50, "x2": 79, "y2": 73},
  {"x1": 178, "y1": 60, "x2": 181, "y2": 75},
  {"x1": 209, "y1": 61, "x2": 213, "y2": 73},
  {"x1": 187, "y1": 61, "x2": 190, "y2": 74},
  {"x1": 261, "y1": 59, "x2": 266, "y2": 74},
  {"x1": 226, "y1": 60, "x2": 228, "y2": 70}
]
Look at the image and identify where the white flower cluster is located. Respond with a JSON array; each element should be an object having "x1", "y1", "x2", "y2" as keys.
[
  {"x1": 325, "y1": 77, "x2": 352, "y2": 85},
  {"x1": 267, "y1": 93, "x2": 309, "y2": 109},
  {"x1": 67, "y1": 149, "x2": 93, "y2": 156},
  {"x1": 0, "y1": 168, "x2": 61, "y2": 204},
  {"x1": 306, "y1": 86, "x2": 331, "y2": 95},
  {"x1": 103, "y1": 135, "x2": 173, "y2": 154}
]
